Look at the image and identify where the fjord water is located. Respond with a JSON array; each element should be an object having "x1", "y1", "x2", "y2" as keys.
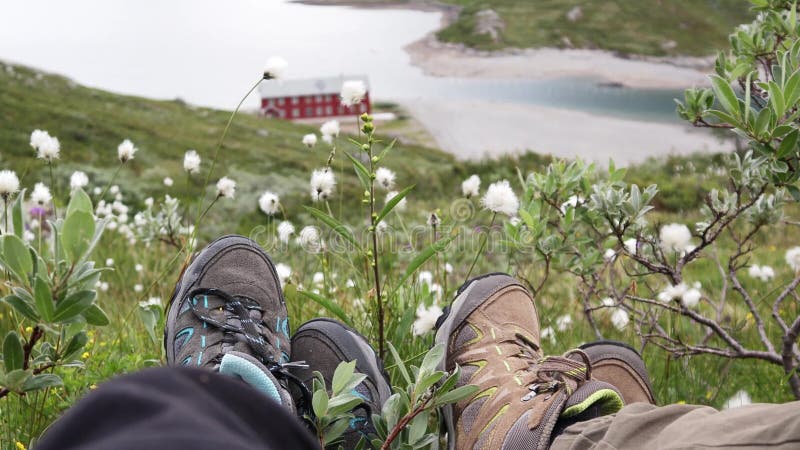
[{"x1": 0, "y1": 0, "x2": 683, "y2": 122}]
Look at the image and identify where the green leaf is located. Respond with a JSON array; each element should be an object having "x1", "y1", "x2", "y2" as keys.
[
  {"x1": 388, "y1": 342, "x2": 411, "y2": 386},
  {"x1": 312, "y1": 388, "x2": 329, "y2": 418},
  {"x1": 416, "y1": 371, "x2": 445, "y2": 395},
  {"x1": 787, "y1": 184, "x2": 800, "y2": 202},
  {"x1": 778, "y1": 129, "x2": 799, "y2": 158},
  {"x1": 83, "y1": 304, "x2": 110, "y2": 326},
  {"x1": 34, "y1": 276, "x2": 54, "y2": 322},
  {"x1": 22, "y1": 373, "x2": 63, "y2": 392},
  {"x1": 408, "y1": 410, "x2": 430, "y2": 445},
  {"x1": 345, "y1": 152, "x2": 371, "y2": 191},
  {"x1": 138, "y1": 307, "x2": 159, "y2": 343},
  {"x1": 66, "y1": 188, "x2": 93, "y2": 216},
  {"x1": 375, "y1": 185, "x2": 415, "y2": 225},
  {"x1": 297, "y1": 290, "x2": 353, "y2": 327},
  {"x1": 3, "y1": 294, "x2": 39, "y2": 321},
  {"x1": 391, "y1": 235, "x2": 455, "y2": 297},
  {"x1": 419, "y1": 343, "x2": 445, "y2": 377},
  {"x1": 3, "y1": 369, "x2": 31, "y2": 391},
  {"x1": 11, "y1": 188, "x2": 25, "y2": 239},
  {"x1": 3, "y1": 331, "x2": 24, "y2": 372},
  {"x1": 706, "y1": 109, "x2": 742, "y2": 128},
  {"x1": 332, "y1": 360, "x2": 357, "y2": 396},
  {"x1": 376, "y1": 139, "x2": 397, "y2": 162},
  {"x1": 322, "y1": 417, "x2": 351, "y2": 446},
  {"x1": 709, "y1": 75, "x2": 741, "y2": 118},
  {"x1": 303, "y1": 206, "x2": 359, "y2": 250},
  {"x1": 769, "y1": 80, "x2": 787, "y2": 118},
  {"x1": 327, "y1": 395, "x2": 365, "y2": 417},
  {"x1": 0, "y1": 234, "x2": 33, "y2": 282},
  {"x1": 53, "y1": 290, "x2": 96, "y2": 323},
  {"x1": 61, "y1": 331, "x2": 88, "y2": 361},
  {"x1": 61, "y1": 211, "x2": 95, "y2": 263},
  {"x1": 434, "y1": 384, "x2": 480, "y2": 407}
]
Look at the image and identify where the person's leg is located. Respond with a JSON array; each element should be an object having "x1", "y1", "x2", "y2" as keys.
[
  {"x1": 36, "y1": 367, "x2": 317, "y2": 450},
  {"x1": 551, "y1": 401, "x2": 800, "y2": 450}
]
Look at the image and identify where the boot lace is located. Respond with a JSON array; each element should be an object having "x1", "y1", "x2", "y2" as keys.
[{"x1": 512, "y1": 332, "x2": 592, "y2": 402}]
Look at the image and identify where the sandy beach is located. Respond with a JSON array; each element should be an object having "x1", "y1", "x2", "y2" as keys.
[{"x1": 402, "y1": 99, "x2": 730, "y2": 165}]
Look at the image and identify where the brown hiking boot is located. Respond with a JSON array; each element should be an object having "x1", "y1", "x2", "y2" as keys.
[
  {"x1": 435, "y1": 273, "x2": 624, "y2": 450},
  {"x1": 575, "y1": 341, "x2": 656, "y2": 405}
]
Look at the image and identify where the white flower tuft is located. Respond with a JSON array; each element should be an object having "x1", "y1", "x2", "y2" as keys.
[
  {"x1": 375, "y1": 167, "x2": 396, "y2": 190},
  {"x1": 786, "y1": 247, "x2": 800, "y2": 272},
  {"x1": 611, "y1": 309, "x2": 629, "y2": 330},
  {"x1": 69, "y1": 171, "x2": 89, "y2": 191},
  {"x1": 36, "y1": 135, "x2": 60, "y2": 161},
  {"x1": 110, "y1": 185, "x2": 120, "y2": 195},
  {"x1": 302, "y1": 134, "x2": 317, "y2": 148},
  {"x1": 23, "y1": 230, "x2": 35, "y2": 242},
  {"x1": 258, "y1": 191, "x2": 280, "y2": 216},
  {"x1": 139, "y1": 297, "x2": 161, "y2": 308},
  {"x1": 461, "y1": 174, "x2": 481, "y2": 198},
  {"x1": 601, "y1": 297, "x2": 616, "y2": 307},
  {"x1": 340, "y1": 80, "x2": 366, "y2": 107},
  {"x1": 216, "y1": 177, "x2": 236, "y2": 199},
  {"x1": 659, "y1": 223, "x2": 692, "y2": 253},
  {"x1": 556, "y1": 314, "x2": 573, "y2": 331},
  {"x1": 541, "y1": 326, "x2": 556, "y2": 344},
  {"x1": 134, "y1": 284, "x2": 143, "y2": 293},
  {"x1": 163, "y1": 177, "x2": 173, "y2": 187},
  {"x1": 748, "y1": 264, "x2": 775, "y2": 282},
  {"x1": 418, "y1": 270, "x2": 433, "y2": 286},
  {"x1": 117, "y1": 139, "x2": 138, "y2": 163},
  {"x1": 723, "y1": 390, "x2": 752, "y2": 409},
  {"x1": 106, "y1": 258, "x2": 114, "y2": 267},
  {"x1": 135, "y1": 264, "x2": 143, "y2": 272},
  {"x1": 31, "y1": 182, "x2": 52, "y2": 205},
  {"x1": 183, "y1": 150, "x2": 201, "y2": 174},
  {"x1": 263, "y1": 56, "x2": 288, "y2": 79},
  {"x1": 320, "y1": 120, "x2": 340, "y2": 138},
  {"x1": 560, "y1": 195, "x2": 582, "y2": 213},
  {"x1": 30, "y1": 129, "x2": 51, "y2": 151},
  {"x1": 604, "y1": 248, "x2": 616, "y2": 262},
  {"x1": 624, "y1": 238, "x2": 637, "y2": 254},
  {"x1": 385, "y1": 190, "x2": 407, "y2": 211},
  {"x1": 412, "y1": 303, "x2": 443, "y2": 336},
  {"x1": 312, "y1": 272, "x2": 325, "y2": 286},
  {"x1": 657, "y1": 282, "x2": 701, "y2": 307},
  {"x1": 310, "y1": 168, "x2": 336, "y2": 202},
  {"x1": 275, "y1": 263, "x2": 292, "y2": 287},
  {"x1": 480, "y1": 180, "x2": 519, "y2": 216},
  {"x1": 277, "y1": 221, "x2": 295, "y2": 244},
  {"x1": 445, "y1": 263, "x2": 453, "y2": 274},
  {"x1": 0, "y1": 170, "x2": 20, "y2": 198},
  {"x1": 298, "y1": 225, "x2": 322, "y2": 253}
]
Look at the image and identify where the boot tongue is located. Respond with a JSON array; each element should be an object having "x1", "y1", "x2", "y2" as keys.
[
  {"x1": 560, "y1": 380, "x2": 624, "y2": 420},
  {"x1": 218, "y1": 351, "x2": 294, "y2": 411}
]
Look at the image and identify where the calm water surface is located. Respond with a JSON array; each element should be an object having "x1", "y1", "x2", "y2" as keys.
[{"x1": 0, "y1": 0, "x2": 683, "y2": 122}]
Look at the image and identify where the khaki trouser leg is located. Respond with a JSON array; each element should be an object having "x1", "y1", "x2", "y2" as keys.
[{"x1": 551, "y1": 401, "x2": 800, "y2": 450}]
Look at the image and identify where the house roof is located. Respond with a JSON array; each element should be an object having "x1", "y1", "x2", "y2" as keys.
[{"x1": 259, "y1": 75, "x2": 370, "y2": 98}]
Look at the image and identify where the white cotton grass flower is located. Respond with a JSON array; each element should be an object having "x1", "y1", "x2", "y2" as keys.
[
  {"x1": 36, "y1": 134, "x2": 61, "y2": 161},
  {"x1": 748, "y1": 264, "x2": 775, "y2": 282},
  {"x1": 346, "y1": 279, "x2": 356, "y2": 288},
  {"x1": 139, "y1": 297, "x2": 161, "y2": 308},
  {"x1": 611, "y1": 309, "x2": 629, "y2": 330},
  {"x1": 30, "y1": 129, "x2": 51, "y2": 151},
  {"x1": 23, "y1": 230, "x2": 35, "y2": 242},
  {"x1": 275, "y1": 263, "x2": 292, "y2": 287},
  {"x1": 134, "y1": 284, "x2": 143, "y2": 293},
  {"x1": 183, "y1": 150, "x2": 201, "y2": 174},
  {"x1": 603, "y1": 248, "x2": 617, "y2": 262},
  {"x1": 0, "y1": 170, "x2": 20, "y2": 199},
  {"x1": 340, "y1": 80, "x2": 367, "y2": 107},
  {"x1": 385, "y1": 190, "x2": 407, "y2": 211},
  {"x1": 312, "y1": 272, "x2": 325, "y2": 286},
  {"x1": 418, "y1": 270, "x2": 433, "y2": 286},
  {"x1": 110, "y1": 185, "x2": 120, "y2": 195},
  {"x1": 624, "y1": 238, "x2": 637, "y2": 254},
  {"x1": 320, "y1": 120, "x2": 340, "y2": 138},
  {"x1": 277, "y1": 221, "x2": 295, "y2": 244},
  {"x1": 560, "y1": 195, "x2": 582, "y2": 213},
  {"x1": 601, "y1": 297, "x2": 616, "y2": 307},
  {"x1": 69, "y1": 171, "x2": 89, "y2": 191},
  {"x1": 258, "y1": 191, "x2": 280, "y2": 216},
  {"x1": 263, "y1": 56, "x2": 288, "y2": 80},
  {"x1": 556, "y1": 314, "x2": 573, "y2": 331},
  {"x1": 302, "y1": 134, "x2": 317, "y2": 148},
  {"x1": 298, "y1": 226, "x2": 322, "y2": 252},
  {"x1": 117, "y1": 139, "x2": 137, "y2": 163},
  {"x1": 541, "y1": 326, "x2": 556, "y2": 344},
  {"x1": 723, "y1": 390, "x2": 752, "y2": 409},
  {"x1": 135, "y1": 264, "x2": 144, "y2": 272},
  {"x1": 445, "y1": 263, "x2": 453, "y2": 274},
  {"x1": 657, "y1": 282, "x2": 702, "y2": 308},
  {"x1": 462, "y1": 174, "x2": 481, "y2": 198},
  {"x1": 375, "y1": 167, "x2": 396, "y2": 190},
  {"x1": 659, "y1": 223, "x2": 692, "y2": 253},
  {"x1": 310, "y1": 168, "x2": 336, "y2": 202},
  {"x1": 31, "y1": 182, "x2": 52, "y2": 205},
  {"x1": 480, "y1": 180, "x2": 519, "y2": 217},
  {"x1": 412, "y1": 303, "x2": 443, "y2": 336},
  {"x1": 216, "y1": 177, "x2": 236, "y2": 199},
  {"x1": 786, "y1": 247, "x2": 800, "y2": 272},
  {"x1": 163, "y1": 177, "x2": 174, "y2": 187},
  {"x1": 106, "y1": 258, "x2": 114, "y2": 267}
]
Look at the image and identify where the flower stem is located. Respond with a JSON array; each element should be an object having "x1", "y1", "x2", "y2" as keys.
[
  {"x1": 364, "y1": 116, "x2": 385, "y2": 358},
  {"x1": 98, "y1": 163, "x2": 124, "y2": 201},
  {"x1": 464, "y1": 213, "x2": 497, "y2": 282},
  {"x1": 47, "y1": 163, "x2": 58, "y2": 219}
]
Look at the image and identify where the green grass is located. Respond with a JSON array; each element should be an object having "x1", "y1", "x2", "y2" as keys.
[
  {"x1": 318, "y1": 0, "x2": 754, "y2": 56},
  {"x1": 2, "y1": 60, "x2": 800, "y2": 448}
]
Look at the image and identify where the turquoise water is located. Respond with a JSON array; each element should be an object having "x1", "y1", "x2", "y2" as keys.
[{"x1": 0, "y1": 0, "x2": 684, "y2": 123}]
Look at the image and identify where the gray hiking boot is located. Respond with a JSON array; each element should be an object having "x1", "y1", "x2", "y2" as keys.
[
  {"x1": 164, "y1": 235, "x2": 299, "y2": 410},
  {"x1": 575, "y1": 340, "x2": 656, "y2": 405},
  {"x1": 434, "y1": 273, "x2": 624, "y2": 450},
  {"x1": 290, "y1": 318, "x2": 392, "y2": 448}
]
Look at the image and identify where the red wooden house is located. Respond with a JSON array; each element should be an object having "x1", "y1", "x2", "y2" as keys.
[{"x1": 259, "y1": 75, "x2": 371, "y2": 119}]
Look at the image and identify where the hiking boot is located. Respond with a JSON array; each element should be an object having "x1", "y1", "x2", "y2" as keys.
[
  {"x1": 290, "y1": 318, "x2": 392, "y2": 449},
  {"x1": 575, "y1": 340, "x2": 656, "y2": 405},
  {"x1": 435, "y1": 273, "x2": 624, "y2": 450},
  {"x1": 165, "y1": 235, "x2": 297, "y2": 410}
]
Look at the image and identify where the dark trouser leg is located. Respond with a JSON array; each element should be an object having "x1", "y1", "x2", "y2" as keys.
[
  {"x1": 37, "y1": 367, "x2": 317, "y2": 450},
  {"x1": 552, "y1": 401, "x2": 800, "y2": 450}
]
